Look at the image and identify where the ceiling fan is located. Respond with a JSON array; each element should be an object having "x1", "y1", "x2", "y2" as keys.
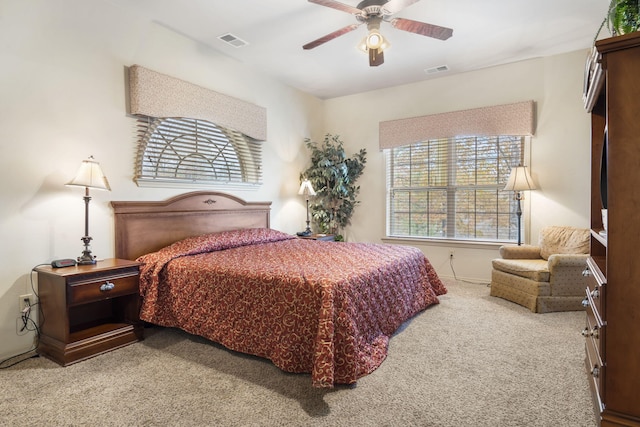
[{"x1": 302, "y1": 0, "x2": 453, "y2": 67}]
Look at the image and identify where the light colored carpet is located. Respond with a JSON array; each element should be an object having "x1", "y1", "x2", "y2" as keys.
[{"x1": 1, "y1": 279, "x2": 597, "y2": 426}]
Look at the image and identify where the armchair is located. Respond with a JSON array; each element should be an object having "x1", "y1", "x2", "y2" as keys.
[{"x1": 490, "y1": 226, "x2": 590, "y2": 313}]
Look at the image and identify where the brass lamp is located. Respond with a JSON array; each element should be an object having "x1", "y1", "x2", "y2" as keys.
[
  {"x1": 504, "y1": 165, "x2": 536, "y2": 246},
  {"x1": 297, "y1": 179, "x2": 316, "y2": 237},
  {"x1": 66, "y1": 156, "x2": 111, "y2": 264}
]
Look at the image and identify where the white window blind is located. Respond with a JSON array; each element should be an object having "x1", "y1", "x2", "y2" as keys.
[
  {"x1": 387, "y1": 135, "x2": 524, "y2": 242},
  {"x1": 135, "y1": 117, "x2": 262, "y2": 187}
]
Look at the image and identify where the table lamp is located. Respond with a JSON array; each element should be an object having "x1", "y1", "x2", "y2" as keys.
[
  {"x1": 297, "y1": 179, "x2": 316, "y2": 237},
  {"x1": 66, "y1": 156, "x2": 111, "y2": 264}
]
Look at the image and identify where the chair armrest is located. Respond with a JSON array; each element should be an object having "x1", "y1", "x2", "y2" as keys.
[
  {"x1": 547, "y1": 254, "x2": 589, "y2": 272},
  {"x1": 499, "y1": 245, "x2": 542, "y2": 259},
  {"x1": 547, "y1": 254, "x2": 589, "y2": 294}
]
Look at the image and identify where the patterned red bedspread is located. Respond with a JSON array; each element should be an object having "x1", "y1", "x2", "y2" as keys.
[{"x1": 137, "y1": 228, "x2": 446, "y2": 387}]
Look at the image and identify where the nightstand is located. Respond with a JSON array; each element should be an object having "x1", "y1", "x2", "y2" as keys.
[
  {"x1": 35, "y1": 258, "x2": 143, "y2": 366},
  {"x1": 298, "y1": 234, "x2": 335, "y2": 241}
]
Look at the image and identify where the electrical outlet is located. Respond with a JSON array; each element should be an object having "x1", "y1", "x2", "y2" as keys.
[
  {"x1": 19, "y1": 294, "x2": 34, "y2": 312},
  {"x1": 449, "y1": 249, "x2": 455, "y2": 259}
]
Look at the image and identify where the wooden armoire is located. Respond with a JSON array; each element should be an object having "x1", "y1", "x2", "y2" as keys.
[{"x1": 583, "y1": 31, "x2": 640, "y2": 427}]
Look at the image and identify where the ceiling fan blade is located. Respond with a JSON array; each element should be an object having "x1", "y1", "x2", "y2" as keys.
[
  {"x1": 369, "y1": 48, "x2": 384, "y2": 67},
  {"x1": 307, "y1": 0, "x2": 362, "y2": 15},
  {"x1": 381, "y1": 0, "x2": 422, "y2": 15},
  {"x1": 390, "y1": 17, "x2": 453, "y2": 40},
  {"x1": 302, "y1": 24, "x2": 360, "y2": 50}
]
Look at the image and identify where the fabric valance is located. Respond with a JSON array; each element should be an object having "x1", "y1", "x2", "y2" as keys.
[
  {"x1": 128, "y1": 65, "x2": 267, "y2": 141},
  {"x1": 379, "y1": 101, "x2": 535, "y2": 149}
]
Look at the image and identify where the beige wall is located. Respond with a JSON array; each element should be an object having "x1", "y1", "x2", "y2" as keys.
[
  {"x1": 324, "y1": 50, "x2": 591, "y2": 282},
  {"x1": 0, "y1": 0, "x2": 324, "y2": 359},
  {"x1": 0, "y1": 0, "x2": 591, "y2": 359}
]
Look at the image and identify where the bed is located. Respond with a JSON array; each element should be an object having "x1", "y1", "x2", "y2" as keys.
[{"x1": 111, "y1": 191, "x2": 446, "y2": 388}]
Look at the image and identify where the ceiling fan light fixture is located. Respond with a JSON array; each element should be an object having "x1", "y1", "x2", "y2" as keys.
[
  {"x1": 357, "y1": 31, "x2": 390, "y2": 53},
  {"x1": 357, "y1": 36, "x2": 367, "y2": 52},
  {"x1": 304, "y1": 0, "x2": 452, "y2": 67},
  {"x1": 366, "y1": 30, "x2": 383, "y2": 49},
  {"x1": 379, "y1": 36, "x2": 390, "y2": 51}
]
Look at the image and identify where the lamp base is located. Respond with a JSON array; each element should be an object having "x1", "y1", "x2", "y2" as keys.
[
  {"x1": 77, "y1": 251, "x2": 97, "y2": 265},
  {"x1": 77, "y1": 236, "x2": 97, "y2": 265},
  {"x1": 515, "y1": 192, "x2": 523, "y2": 246},
  {"x1": 297, "y1": 212, "x2": 313, "y2": 237}
]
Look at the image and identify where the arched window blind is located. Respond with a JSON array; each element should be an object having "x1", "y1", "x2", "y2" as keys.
[{"x1": 134, "y1": 117, "x2": 262, "y2": 186}]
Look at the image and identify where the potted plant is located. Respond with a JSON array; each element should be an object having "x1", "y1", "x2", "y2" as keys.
[
  {"x1": 301, "y1": 134, "x2": 367, "y2": 241},
  {"x1": 593, "y1": 0, "x2": 640, "y2": 43},
  {"x1": 600, "y1": 0, "x2": 640, "y2": 37},
  {"x1": 611, "y1": 0, "x2": 640, "y2": 35}
]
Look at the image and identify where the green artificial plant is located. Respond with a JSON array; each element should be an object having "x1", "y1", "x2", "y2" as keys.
[
  {"x1": 593, "y1": 0, "x2": 640, "y2": 44},
  {"x1": 596, "y1": 0, "x2": 640, "y2": 39},
  {"x1": 609, "y1": 0, "x2": 640, "y2": 35},
  {"x1": 301, "y1": 134, "x2": 367, "y2": 241}
]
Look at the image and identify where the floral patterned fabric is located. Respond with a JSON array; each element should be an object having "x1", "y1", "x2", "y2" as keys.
[{"x1": 137, "y1": 228, "x2": 446, "y2": 388}]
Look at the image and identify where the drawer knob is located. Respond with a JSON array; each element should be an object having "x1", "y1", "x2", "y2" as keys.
[
  {"x1": 581, "y1": 327, "x2": 590, "y2": 337},
  {"x1": 591, "y1": 288, "x2": 600, "y2": 299},
  {"x1": 582, "y1": 298, "x2": 589, "y2": 308},
  {"x1": 582, "y1": 268, "x2": 591, "y2": 277},
  {"x1": 591, "y1": 365, "x2": 600, "y2": 378},
  {"x1": 100, "y1": 281, "x2": 115, "y2": 292},
  {"x1": 590, "y1": 326, "x2": 599, "y2": 339}
]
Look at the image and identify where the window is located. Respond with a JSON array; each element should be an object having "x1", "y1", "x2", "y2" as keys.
[
  {"x1": 387, "y1": 135, "x2": 524, "y2": 242},
  {"x1": 134, "y1": 117, "x2": 262, "y2": 187}
]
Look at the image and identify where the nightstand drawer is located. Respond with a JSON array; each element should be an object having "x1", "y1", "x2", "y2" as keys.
[{"x1": 68, "y1": 274, "x2": 139, "y2": 306}]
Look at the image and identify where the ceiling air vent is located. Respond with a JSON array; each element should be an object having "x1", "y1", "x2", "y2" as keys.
[
  {"x1": 218, "y1": 33, "x2": 248, "y2": 48},
  {"x1": 425, "y1": 65, "x2": 449, "y2": 75}
]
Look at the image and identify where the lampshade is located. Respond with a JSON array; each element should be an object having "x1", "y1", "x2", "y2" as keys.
[
  {"x1": 298, "y1": 179, "x2": 316, "y2": 197},
  {"x1": 504, "y1": 165, "x2": 536, "y2": 192},
  {"x1": 66, "y1": 156, "x2": 111, "y2": 191}
]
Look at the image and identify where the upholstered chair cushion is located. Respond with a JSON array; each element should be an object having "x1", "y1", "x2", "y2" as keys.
[
  {"x1": 491, "y1": 258, "x2": 549, "y2": 282},
  {"x1": 538, "y1": 226, "x2": 590, "y2": 260},
  {"x1": 499, "y1": 245, "x2": 542, "y2": 260}
]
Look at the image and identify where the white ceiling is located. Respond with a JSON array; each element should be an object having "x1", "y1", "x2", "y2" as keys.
[{"x1": 108, "y1": 0, "x2": 610, "y2": 99}]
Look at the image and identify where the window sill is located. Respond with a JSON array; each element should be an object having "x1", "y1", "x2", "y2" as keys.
[
  {"x1": 381, "y1": 236, "x2": 507, "y2": 250},
  {"x1": 135, "y1": 178, "x2": 261, "y2": 191}
]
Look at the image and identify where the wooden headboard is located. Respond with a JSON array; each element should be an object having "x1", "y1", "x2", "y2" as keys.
[{"x1": 111, "y1": 191, "x2": 271, "y2": 260}]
